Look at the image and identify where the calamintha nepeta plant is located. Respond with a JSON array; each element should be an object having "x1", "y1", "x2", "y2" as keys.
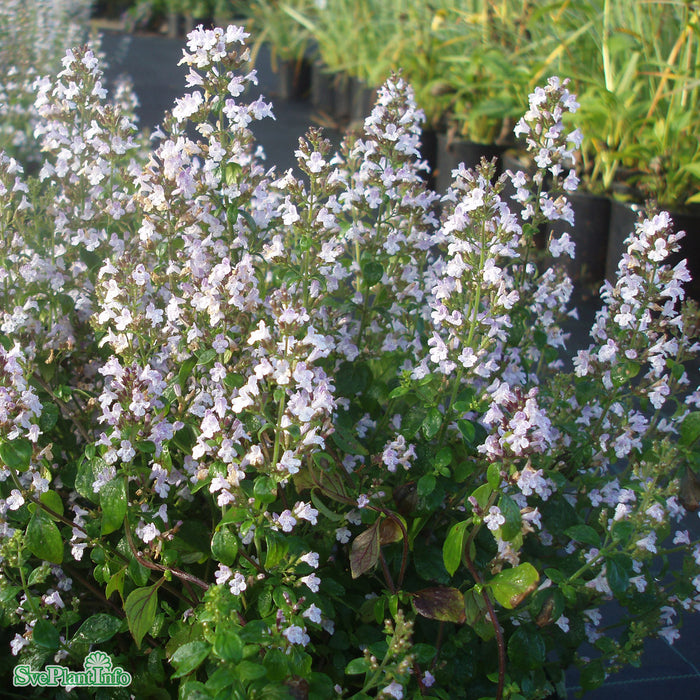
[{"x1": 1, "y1": 24, "x2": 700, "y2": 700}]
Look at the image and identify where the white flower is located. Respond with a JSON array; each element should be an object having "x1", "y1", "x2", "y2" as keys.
[
  {"x1": 277, "y1": 510, "x2": 297, "y2": 532},
  {"x1": 300, "y1": 551, "x2": 319, "y2": 568},
  {"x1": 283, "y1": 625, "x2": 309, "y2": 646},
  {"x1": 302, "y1": 603, "x2": 322, "y2": 624},
  {"x1": 300, "y1": 573, "x2": 321, "y2": 592},
  {"x1": 484, "y1": 506, "x2": 505, "y2": 531},
  {"x1": 215, "y1": 565, "x2": 232, "y2": 586},
  {"x1": 6, "y1": 489, "x2": 25, "y2": 511},
  {"x1": 382, "y1": 681, "x2": 404, "y2": 699},
  {"x1": 229, "y1": 572, "x2": 247, "y2": 595},
  {"x1": 136, "y1": 522, "x2": 160, "y2": 543},
  {"x1": 335, "y1": 527, "x2": 351, "y2": 543},
  {"x1": 293, "y1": 501, "x2": 318, "y2": 525},
  {"x1": 10, "y1": 633, "x2": 28, "y2": 656}
]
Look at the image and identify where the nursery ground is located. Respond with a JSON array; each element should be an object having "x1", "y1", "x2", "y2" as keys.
[{"x1": 96, "y1": 26, "x2": 700, "y2": 700}]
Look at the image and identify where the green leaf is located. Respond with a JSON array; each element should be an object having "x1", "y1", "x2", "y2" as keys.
[
  {"x1": 72, "y1": 614, "x2": 122, "y2": 645},
  {"x1": 464, "y1": 587, "x2": 495, "y2": 641},
  {"x1": 105, "y1": 568, "x2": 126, "y2": 601},
  {"x1": 362, "y1": 261, "x2": 384, "y2": 287},
  {"x1": 32, "y1": 619, "x2": 60, "y2": 651},
  {"x1": 611, "y1": 360, "x2": 641, "y2": 388},
  {"x1": 388, "y1": 385, "x2": 410, "y2": 399},
  {"x1": 443, "y1": 521, "x2": 468, "y2": 576},
  {"x1": 26, "y1": 508, "x2": 63, "y2": 564},
  {"x1": 253, "y1": 475, "x2": 277, "y2": 504},
  {"x1": 135, "y1": 440, "x2": 156, "y2": 454},
  {"x1": 211, "y1": 527, "x2": 238, "y2": 566},
  {"x1": 310, "y1": 491, "x2": 344, "y2": 522},
  {"x1": 487, "y1": 463, "x2": 501, "y2": 489},
  {"x1": 580, "y1": 659, "x2": 606, "y2": 690},
  {"x1": 469, "y1": 483, "x2": 493, "y2": 511},
  {"x1": 422, "y1": 407, "x2": 443, "y2": 440},
  {"x1": 0, "y1": 438, "x2": 32, "y2": 471},
  {"x1": 508, "y1": 626, "x2": 545, "y2": 670},
  {"x1": 27, "y1": 565, "x2": 50, "y2": 586},
  {"x1": 178, "y1": 356, "x2": 197, "y2": 388},
  {"x1": 171, "y1": 641, "x2": 211, "y2": 679},
  {"x1": 331, "y1": 428, "x2": 368, "y2": 456},
  {"x1": 498, "y1": 494, "x2": 522, "y2": 542},
  {"x1": 39, "y1": 490, "x2": 64, "y2": 518},
  {"x1": 264, "y1": 531, "x2": 289, "y2": 569},
  {"x1": 417, "y1": 474, "x2": 436, "y2": 497},
  {"x1": 263, "y1": 648, "x2": 289, "y2": 681},
  {"x1": 433, "y1": 447, "x2": 453, "y2": 469},
  {"x1": 401, "y1": 405, "x2": 428, "y2": 439},
  {"x1": 564, "y1": 524, "x2": 601, "y2": 547},
  {"x1": 100, "y1": 477, "x2": 127, "y2": 535},
  {"x1": 345, "y1": 658, "x2": 371, "y2": 675},
  {"x1": 335, "y1": 361, "x2": 371, "y2": 397},
  {"x1": 350, "y1": 519, "x2": 381, "y2": 579},
  {"x1": 680, "y1": 412, "x2": 700, "y2": 447},
  {"x1": 213, "y1": 624, "x2": 243, "y2": 663},
  {"x1": 606, "y1": 554, "x2": 632, "y2": 596},
  {"x1": 233, "y1": 660, "x2": 267, "y2": 682},
  {"x1": 489, "y1": 563, "x2": 539, "y2": 610},
  {"x1": 124, "y1": 583, "x2": 160, "y2": 648},
  {"x1": 205, "y1": 665, "x2": 236, "y2": 692},
  {"x1": 412, "y1": 587, "x2": 466, "y2": 623},
  {"x1": 196, "y1": 349, "x2": 218, "y2": 366},
  {"x1": 39, "y1": 403, "x2": 59, "y2": 432},
  {"x1": 456, "y1": 419, "x2": 476, "y2": 445},
  {"x1": 75, "y1": 457, "x2": 104, "y2": 503}
]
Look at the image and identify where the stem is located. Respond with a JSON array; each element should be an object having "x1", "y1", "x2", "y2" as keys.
[
  {"x1": 123, "y1": 516, "x2": 208, "y2": 597},
  {"x1": 464, "y1": 553, "x2": 506, "y2": 700},
  {"x1": 32, "y1": 373, "x2": 90, "y2": 442},
  {"x1": 378, "y1": 550, "x2": 396, "y2": 594},
  {"x1": 18, "y1": 541, "x2": 41, "y2": 617},
  {"x1": 271, "y1": 336, "x2": 290, "y2": 469}
]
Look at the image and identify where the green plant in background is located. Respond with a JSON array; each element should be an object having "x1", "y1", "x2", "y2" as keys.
[
  {"x1": 246, "y1": 0, "x2": 318, "y2": 70},
  {"x1": 2, "y1": 23, "x2": 700, "y2": 699},
  {"x1": 627, "y1": 2, "x2": 700, "y2": 207},
  {"x1": 380, "y1": 1, "x2": 459, "y2": 130},
  {"x1": 282, "y1": 0, "x2": 398, "y2": 88},
  {"x1": 562, "y1": 0, "x2": 700, "y2": 206},
  {"x1": 435, "y1": 0, "x2": 547, "y2": 145}
]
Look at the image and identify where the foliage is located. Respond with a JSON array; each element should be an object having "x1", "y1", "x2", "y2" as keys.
[
  {"x1": 1, "y1": 23, "x2": 700, "y2": 700},
  {"x1": 243, "y1": 0, "x2": 319, "y2": 68},
  {"x1": 558, "y1": 0, "x2": 700, "y2": 205}
]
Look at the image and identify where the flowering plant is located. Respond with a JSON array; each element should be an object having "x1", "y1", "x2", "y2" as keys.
[
  {"x1": 0, "y1": 0, "x2": 93, "y2": 166},
  {"x1": 1, "y1": 24, "x2": 700, "y2": 700}
]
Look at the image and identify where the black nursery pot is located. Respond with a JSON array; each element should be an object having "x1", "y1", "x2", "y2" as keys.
[
  {"x1": 419, "y1": 128, "x2": 439, "y2": 190},
  {"x1": 332, "y1": 73, "x2": 353, "y2": 123},
  {"x1": 604, "y1": 200, "x2": 700, "y2": 300},
  {"x1": 605, "y1": 199, "x2": 644, "y2": 285},
  {"x1": 311, "y1": 61, "x2": 335, "y2": 114},
  {"x1": 275, "y1": 58, "x2": 312, "y2": 101},
  {"x1": 667, "y1": 207, "x2": 700, "y2": 301},
  {"x1": 435, "y1": 132, "x2": 505, "y2": 193},
  {"x1": 350, "y1": 79, "x2": 378, "y2": 123},
  {"x1": 547, "y1": 191, "x2": 611, "y2": 289}
]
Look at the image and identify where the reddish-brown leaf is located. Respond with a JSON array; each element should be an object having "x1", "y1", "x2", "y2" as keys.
[
  {"x1": 350, "y1": 519, "x2": 381, "y2": 579},
  {"x1": 379, "y1": 515, "x2": 405, "y2": 545},
  {"x1": 412, "y1": 587, "x2": 466, "y2": 624}
]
